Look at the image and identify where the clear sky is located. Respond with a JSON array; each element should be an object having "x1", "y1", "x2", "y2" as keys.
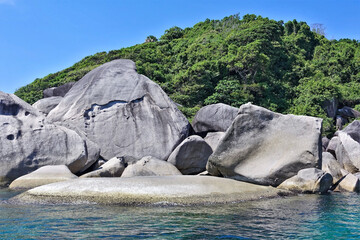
[{"x1": 0, "y1": 0, "x2": 359, "y2": 94}]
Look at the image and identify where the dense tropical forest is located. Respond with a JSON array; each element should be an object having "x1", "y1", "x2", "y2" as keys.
[{"x1": 15, "y1": 14, "x2": 360, "y2": 135}]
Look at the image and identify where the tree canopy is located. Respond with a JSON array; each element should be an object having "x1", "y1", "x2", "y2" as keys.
[{"x1": 15, "y1": 14, "x2": 360, "y2": 135}]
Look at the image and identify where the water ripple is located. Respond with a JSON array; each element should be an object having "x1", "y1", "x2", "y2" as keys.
[{"x1": 1, "y1": 189, "x2": 360, "y2": 239}]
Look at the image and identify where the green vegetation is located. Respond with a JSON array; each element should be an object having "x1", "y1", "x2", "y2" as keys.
[{"x1": 15, "y1": 14, "x2": 360, "y2": 135}]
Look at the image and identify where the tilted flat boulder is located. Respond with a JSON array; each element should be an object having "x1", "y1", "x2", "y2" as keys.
[
  {"x1": 43, "y1": 82, "x2": 75, "y2": 98},
  {"x1": 47, "y1": 59, "x2": 190, "y2": 160},
  {"x1": 334, "y1": 172, "x2": 360, "y2": 192},
  {"x1": 32, "y1": 96, "x2": 63, "y2": 115},
  {"x1": 322, "y1": 152, "x2": 344, "y2": 184},
  {"x1": 122, "y1": 156, "x2": 182, "y2": 177},
  {"x1": 207, "y1": 103, "x2": 322, "y2": 186},
  {"x1": 0, "y1": 91, "x2": 87, "y2": 186},
  {"x1": 9, "y1": 165, "x2": 77, "y2": 190},
  {"x1": 80, "y1": 157, "x2": 125, "y2": 178},
  {"x1": 335, "y1": 132, "x2": 360, "y2": 173},
  {"x1": 13, "y1": 176, "x2": 290, "y2": 205},
  {"x1": 192, "y1": 103, "x2": 238, "y2": 135},
  {"x1": 277, "y1": 168, "x2": 332, "y2": 194},
  {"x1": 167, "y1": 135, "x2": 212, "y2": 175},
  {"x1": 326, "y1": 136, "x2": 340, "y2": 156}
]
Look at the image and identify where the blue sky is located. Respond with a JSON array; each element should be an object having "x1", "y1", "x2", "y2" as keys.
[{"x1": 0, "y1": 0, "x2": 359, "y2": 94}]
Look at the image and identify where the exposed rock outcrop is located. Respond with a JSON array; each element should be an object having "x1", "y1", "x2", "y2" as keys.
[
  {"x1": 322, "y1": 152, "x2": 344, "y2": 184},
  {"x1": 207, "y1": 103, "x2": 322, "y2": 186},
  {"x1": 47, "y1": 60, "x2": 191, "y2": 160}
]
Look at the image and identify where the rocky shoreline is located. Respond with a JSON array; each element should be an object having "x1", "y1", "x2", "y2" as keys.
[{"x1": 1, "y1": 59, "x2": 360, "y2": 205}]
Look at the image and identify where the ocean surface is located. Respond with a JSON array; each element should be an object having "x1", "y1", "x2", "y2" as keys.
[{"x1": 1, "y1": 189, "x2": 360, "y2": 239}]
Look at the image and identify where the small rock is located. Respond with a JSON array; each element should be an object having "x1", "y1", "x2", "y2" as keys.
[
  {"x1": 80, "y1": 157, "x2": 125, "y2": 178},
  {"x1": 122, "y1": 156, "x2": 182, "y2": 177},
  {"x1": 335, "y1": 173, "x2": 360, "y2": 192},
  {"x1": 335, "y1": 132, "x2": 360, "y2": 173},
  {"x1": 204, "y1": 132, "x2": 225, "y2": 152},
  {"x1": 192, "y1": 103, "x2": 238, "y2": 135},
  {"x1": 277, "y1": 168, "x2": 333, "y2": 194},
  {"x1": 322, "y1": 152, "x2": 344, "y2": 184},
  {"x1": 167, "y1": 135, "x2": 213, "y2": 175},
  {"x1": 9, "y1": 165, "x2": 77, "y2": 189},
  {"x1": 326, "y1": 136, "x2": 340, "y2": 156}
]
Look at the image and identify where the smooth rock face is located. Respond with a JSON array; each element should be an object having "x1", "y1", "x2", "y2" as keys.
[
  {"x1": 335, "y1": 173, "x2": 360, "y2": 192},
  {"x1": 80, "y1": 157, "x2": 125, "y2": 178},
  {"x1": 43, "y1": 82, "x2": 75, "y2": 98},
  {"x1": 192, "y1": 103, "x2": 238, "y2": 134},
  {"x1": 204, "y1": 132, "x2": 225, "y2": 152},
  {"x1": 32, "y1": 96, "x2": 63, "y2": 115},
  {"x1": 322, "y1": 152, "x2": 344, "y2": 184},
  {"x1": 335, "y1": 132, "x2": 360, "y2": 173},
  {"x1": 9, "y1": 165, "x2": 78, "y2": 189},
  {"x1": 14, "y1": 176, "x2": 290, "y2": 205},
  {"x1": 277, "y1": 168, "x2": 332, "y2": 194},
  {"x1": 0, "y1": 91, "x2": 87, "y2": 186},
  {"x1": 207, "y1": 103, "x2": 322, "y2": 186},
  {"x1": 122, "y1": 156, "x2": 182, "y2": 177},
  {"x1": 167, "y1": 135, "x2": 213, "y2": 175},
  {"x1": 47, "y1": 60, "x2": 190, "y2": 160}
]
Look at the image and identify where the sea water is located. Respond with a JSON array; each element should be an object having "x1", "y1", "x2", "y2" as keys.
[{"x1": 1, "y1": 189, "x2": 360, "y2": 239}]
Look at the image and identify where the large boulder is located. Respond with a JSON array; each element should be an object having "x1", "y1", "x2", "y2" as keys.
[
  {"x1": 322, "y1": 152, "x2": 344, "y2": 184},
  {"x1": 207, "y1": 103, "x2": 322, "y2": 186},
  {"x1": 122, "y1": 156, "x2": 182, "y2": 177},
  {"x1": 9, "y1": 165, "x2": 77, "y2": 189},
  {"x1": 335, "y1": 132, "x2": 360, "y2": 173},
  {"x1": 277, "y1": 168, "x2": 332, "y2": 194},
  {"x1": 80, "y1": 156, "x2": 125, "y2": 178},
  {"x1": 167, "y1": 135, "x2": 213, "y2": 175},
  {"x1": 192, "y1": 103, "x2": 238, "y2": 135},
  {"x1": 47, "y1": 60, "x2": 190, "y2": 160},
  {"x1": 0, "y1": 91, "x2": 87, "y2": 186},
  {"x1": 32, "y1": 96, "x2": 63, "y2": 115},
  {"x1": 43, "y1": 82, "x2": 75, "y2": 98}
]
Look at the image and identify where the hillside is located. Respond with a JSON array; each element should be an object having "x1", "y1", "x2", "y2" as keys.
[{"x1": 14, "y1": 14, "x2": 360, "y2": 134}]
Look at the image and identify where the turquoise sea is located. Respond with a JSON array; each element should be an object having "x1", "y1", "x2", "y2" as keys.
[{"x1": 1, "y1": 189, "x2": 360, "y2": 239}]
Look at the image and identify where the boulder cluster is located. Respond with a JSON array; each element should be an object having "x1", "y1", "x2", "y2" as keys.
[{"x1": 1, "y1": 59, "x2": 358, "y2": 200}]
